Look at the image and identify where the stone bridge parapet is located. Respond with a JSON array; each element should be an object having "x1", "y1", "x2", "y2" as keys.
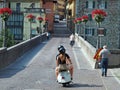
[
  {"x1": 75, "y1": 34, "x2": 120, "y2": 68},
  {"x1": 0, "y1": 34, "x2": 47, "y2": 69}
]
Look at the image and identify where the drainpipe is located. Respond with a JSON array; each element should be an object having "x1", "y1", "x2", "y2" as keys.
[
  {"x1": 96, "y1": 0, "x2": 101, "y2": 50},
  {"x1": 118, "y1": 1, "x2": 120, "y2": 49}
]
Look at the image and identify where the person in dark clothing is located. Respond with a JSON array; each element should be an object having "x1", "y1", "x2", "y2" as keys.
[{"x1": 55, "y1": 45, "x2": 73, "y2": 80}]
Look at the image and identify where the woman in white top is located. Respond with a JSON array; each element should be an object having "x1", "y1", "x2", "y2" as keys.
[{"x1": 69, "y1": 34, "x2": 75, "y2": 47}]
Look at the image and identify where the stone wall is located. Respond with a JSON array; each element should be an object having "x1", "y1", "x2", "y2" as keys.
[
  {"x1": 75, "y1": 34, "x2": 120, "y2": 68},
  {"x1": 0, "y1": 34, "x2": 47, "y2": 69},
  {"x1": 76, "y1": 0, "x2": 120, "y2": 49}
]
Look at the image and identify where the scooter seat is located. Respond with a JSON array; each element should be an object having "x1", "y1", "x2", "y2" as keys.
[{"x1": 59, "y1": 70, "x2": 68, "y2": 72}]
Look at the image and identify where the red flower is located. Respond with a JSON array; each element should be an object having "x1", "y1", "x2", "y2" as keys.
[
  {"x1": 0, "y1": 7, "x2": 12, "y2": 14},
  {"x1": 81, "y1": 15, "x2": 89, "y2": 23},
  {"x1": 73, "y1": 19, "x2": 77, "y2": 24},
  {"x1": 92, "y1": 9, "x2": 107, "y2": 23},
  {"x1": 37, "y1": 16, "x2": 43, "y2": 23},
  {"x1": 0, "y1": 7, "x2": 12, "y2": 21},
  {"x1": 26, "y1": 14, "x2": 35, "y2": 19},
  {"x1": 45, "y1": 18, "x2": 49, "y2": 21},
  {"x1": 26, "y1": 14, "x2": 35, "y2": 22},
  {"x1": 76, "y1": 17, "x2": 82, "y2": 24}
]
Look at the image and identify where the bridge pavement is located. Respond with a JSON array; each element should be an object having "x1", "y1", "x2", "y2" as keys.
[{"x1": 0, "y1": 37, "x2": 119, "y2": 90}]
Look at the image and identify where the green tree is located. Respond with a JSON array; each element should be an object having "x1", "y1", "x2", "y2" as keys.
[{"x1": 0, "y1": 29, "x2": 15, "y2": 47}]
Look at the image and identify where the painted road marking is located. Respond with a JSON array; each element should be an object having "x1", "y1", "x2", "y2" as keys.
[
  {"x1": 73, "y1": 48, "x2": 80, "y2": 69},
  {"x1": 110, "y1": 69, "x2": 120, "y2": 85}
]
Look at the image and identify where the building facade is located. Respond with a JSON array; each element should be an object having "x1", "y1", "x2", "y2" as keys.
[
  {"x1": 0, "y1": 0, "x2": 46, "y2": 43},
  {"x1": 75, "y1": 0, "x2": 120, "y2": 49},
  {"x1": 42, "y1": 0, "x2": 54, "y2": 33},
  {"x1": 9, "y1": 0, "x2": 45, "y2": 41},
  {"x1": 66, "y1": 0, "x2": 76, "y2": 33},
  {"x1": 42, "y1": 0, "x2": 67, "y2": 33}
]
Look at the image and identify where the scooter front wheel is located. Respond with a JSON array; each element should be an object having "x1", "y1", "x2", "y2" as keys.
[{"x1": 62, "y1": 83, "x2": 66, "y2": 87}]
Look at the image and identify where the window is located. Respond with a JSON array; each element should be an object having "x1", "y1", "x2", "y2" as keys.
[
  {"x1": 14, "y1": 28, "x2": 22, "y2": 40},
  {"x1": 88, "y1": 1, "x2": 93, "y2": 9},
  {"x1": 68, "y1": 10, "x2": 72, "y2": 16},
  {"x1": 16, "y1": 3, "x2": 21, "y2": 12},
  {"x1": 105, "y1": 1, "x2": 107, "y2": 9},
  {"x1": 88, "y1": 14, "x2": 92, "y2": 21},
  {"x1": 85, "y1": 28, "x2": 94, "y2": 36},
  {"x1": 29, "y1": 3, "x2": 35, "y2": 8},
  {"x1": 86, "y1": 1, "x2": 88, "y2": 8},
  {"x1": 99, "y1": 1, "x2": 107, "y2": 9},
  {"x1": 32, "y1": 28, "x2": 37, "y2": 35},
  {"x1": 93, "y1": 1, "x2": 95, "y2": 8},
  {"x1": 7, "y1": 12, "x2": 23, "y2": 40},
  {"x1": 86, "y1": 0, "x2": 95, "y2": 9}
]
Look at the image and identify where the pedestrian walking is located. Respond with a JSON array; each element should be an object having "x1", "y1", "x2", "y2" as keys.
[
  {"x1": 93, "y1": 48, "x2": 103, "y2": 69},
  {"x1": 99, "y1": 45, "x2": 111, "y2": 77},
  {"x1": 46, "y1": 32, "x2": 50, "y2": 40},
  {"x1": 69, "y1": 33, "x2": 75, "y2": 47}
]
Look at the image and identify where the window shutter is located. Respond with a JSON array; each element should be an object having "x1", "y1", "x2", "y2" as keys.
[
  {"x1": 88, "y1": 14, "x2": 92, "y2": 21},
  {"x1": 93, "y1": 1, "x2": 95, "y2": 8},
  {"x1": 104, "y1": 29, "x2": 106, "y2": 36},
  {"x1": 105, "y1": 1, "x2": 107, "y2": 9},
  {"x1": 92, "y1": 29, "x2": 95, "y2": 35},
  {"x1": 85, "y1": 28, "x2": 87, "y2": 34},
  {"x1": 68, "y1": 10, "x2": 72, "y2": 16},
  {"x1": 86, "y1": 1, "x2": 88, "y2": 8}
]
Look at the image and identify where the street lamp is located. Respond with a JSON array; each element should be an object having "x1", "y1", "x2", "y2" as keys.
[
  {"x1": 26, "y1": 14, "x2": 35, "y2": 39},
  {"x1": 45, "y1": 18, "x2": 49, "y2": 32},
  {"x1": 97, "y1": 28, "x2": 106, "y2": 48},
  {"x1": 91, "y1": 9, "x2": 107, "y2": 50},
  {"x1": 118, "y1": 3, "x2": 120, "y2": 49},
  {"x1": 0, "y1": 7, "x2": 12, "y2": 47},
  {"x1": 81, "y1": 15, "x2": 89, "y2": 40},
  {"x1": 37, "y1": 16, "x2": 43, "y2": 34}
]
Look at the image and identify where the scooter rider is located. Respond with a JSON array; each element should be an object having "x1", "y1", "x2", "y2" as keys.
[{"x1": 55, "y1": 45, "x2": 73, "y2": 80}]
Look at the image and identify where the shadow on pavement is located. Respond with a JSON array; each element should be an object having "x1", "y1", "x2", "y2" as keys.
[
  {"x1": 0, "y1": 41, "x2": 48, "y2": 78},
  {"x1": 64, "y1": 83, "x2": 103, "y2": 88}
]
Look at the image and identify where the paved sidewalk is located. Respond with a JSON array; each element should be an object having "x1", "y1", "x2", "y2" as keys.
[{"x1": 72, "y1": 41, "x2": 120, "y2": 90}]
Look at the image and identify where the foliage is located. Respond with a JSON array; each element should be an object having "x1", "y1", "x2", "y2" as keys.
[
  {"x1": 0, "y1": 7, "x2": 12, "y2": 21},
  {"x1": 73, "y1": 19, "x2": 77, "y2": 24},
  {"x1": 76, "y1": 17, "x2": 82, "y2": 24},
  {"x1": 92, "y1": 9, "x2": 107, "y2": 23},
  {"x1": 81, "y1": 15, "x2": 89, "y2": 24},
  {"x1": 37, "y1": 16, "x2": 43, "y2": 23},
  {"x1": 74, "y1": 15, "x2": 89, "y2": 24},
  {"x1": 0, "y1": 29, "x2": 15, "y2": 47},
  {"x1": 26, "y1": 14, "x2": 35, "y2": 22},
  {"x1": 45, "y1": 17, "x2": 49, "y2": 21}
]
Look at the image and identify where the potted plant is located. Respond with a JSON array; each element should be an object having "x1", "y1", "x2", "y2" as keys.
[{"x1": 26, "y1": 14, "x2": 35, "y2": 39}]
